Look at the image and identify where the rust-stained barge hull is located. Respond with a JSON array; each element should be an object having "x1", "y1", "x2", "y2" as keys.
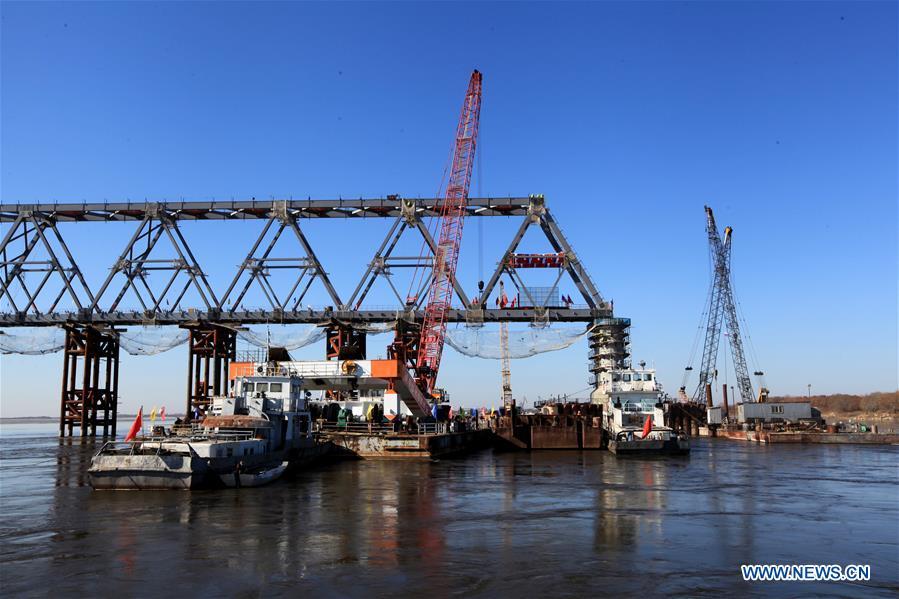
[
  {"x1": 494, "y1": 403, "x2": 605, "y2": 450},
  {"x1": 766, "y1": 432, "x2": 899, "y2": 444},
  {"x1": 708, "y1": 428, "x2": 899, "y2": 445},
  {"x1": 322, "y1": 428, "x2": 492, "y2": 460},
  {"x1": 495, "y1": 423, "x2": 604, "y2": 450}
]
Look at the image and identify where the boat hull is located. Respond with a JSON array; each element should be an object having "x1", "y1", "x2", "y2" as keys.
[
  {"x1": 220, "y1": 462, "x2": 288, "y2": 488},
  {"x1": 88, "y1": 454, "x2": 214, "y2": 490},
  {"x1": 88, "y1": 439, "x2": 332, "y2": 490},
  {"x1": 608, "y1": 437, "x2": 690, "y2": 456}
]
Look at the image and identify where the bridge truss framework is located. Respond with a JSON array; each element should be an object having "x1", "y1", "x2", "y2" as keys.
[{"x1": 0, "y1": 195, "x2": 631, "y2": 435}]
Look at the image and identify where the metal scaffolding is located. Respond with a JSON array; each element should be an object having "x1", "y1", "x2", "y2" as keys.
[{"x1": 588, "y1": 317, "x2": 631, "y2": 386}]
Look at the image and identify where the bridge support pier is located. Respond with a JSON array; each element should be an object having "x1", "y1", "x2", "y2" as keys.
[
  {"x1": 59, "y1": 325, "x2": 120, "y2": 437},
  {"x1": 322, "y1": 321, "x2": 367, "y2": 402},
  {"x1": 325, "y1": 321, "x2": 367, "y2": 361},
  {"x1": 184, "y1": 324, "x2": 236, "y2": 421}
]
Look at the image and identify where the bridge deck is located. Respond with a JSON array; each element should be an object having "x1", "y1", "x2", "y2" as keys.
[
  {"x1": 0, "y1": 197, "x2": 532, "y2": 222},
  {"x1": 0, "y1": 307, "x2": 605, "y2": 327}
]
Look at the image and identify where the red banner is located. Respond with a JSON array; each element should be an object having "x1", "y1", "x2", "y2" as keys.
[{"x1": 124, "y1": 407, "x2": 143, "y2": 442}]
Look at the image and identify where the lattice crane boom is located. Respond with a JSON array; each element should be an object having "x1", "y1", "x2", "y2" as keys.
[
  {"x1": 416, "y1": 70, "x2": 483, "y2": 394},
  {"x1": 693, "y1": 210, "x2": 726, "y2": 403},
  {"x1": 718, "y1": 227, "x2": 754, "y2": 403},
  {"x1": 692, "y1": 206, "x2": 755, "y2": 404}
]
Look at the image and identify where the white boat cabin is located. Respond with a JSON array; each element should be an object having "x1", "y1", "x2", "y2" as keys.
[
  {"x1": 214, "y1": 375, "x2": 308, "y2": 417},
  {"x1": 593, "y1": 367, "x2": 666, "y2": 434},
  {"x1": 208, "y1": 374, "x2": 313, "y2": 451},
  {"x1": 596, "y1": 368, "x2": 659, "y2": 395}
]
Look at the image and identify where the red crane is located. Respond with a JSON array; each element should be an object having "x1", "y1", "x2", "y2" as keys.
[{"x1": 416, "y1": 69, "x2": 483, "y2": 396}]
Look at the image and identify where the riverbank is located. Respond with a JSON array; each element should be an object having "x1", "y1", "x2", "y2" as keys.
[{"x1": 771, "y1": 391, "x2": 898, "y2": 433}]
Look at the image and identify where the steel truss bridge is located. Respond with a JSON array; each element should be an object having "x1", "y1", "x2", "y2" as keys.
[
  {"x1": 0, "y1": 195, "x2": 631, "y2": 436},
  {"x1": 0, "y1": 195, "x2": 611, "y2": 326}
]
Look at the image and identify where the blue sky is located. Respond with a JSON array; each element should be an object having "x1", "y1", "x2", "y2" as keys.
[{"x1": 1, "y1": 1, "x2": 896, "y2": 417}]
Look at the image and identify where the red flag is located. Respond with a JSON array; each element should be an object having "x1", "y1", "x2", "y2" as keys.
[
  {"x1": 642, "y1": 414, "x2": 653, "y2": 439},
  {"x1": 125, "y1": 407, "x2": 143, "y2": 442},
  {"x1": 160, "y1": 406, "x2": 166, "y2": 421}
]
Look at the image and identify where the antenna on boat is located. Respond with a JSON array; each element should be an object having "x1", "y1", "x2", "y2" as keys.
[{"x1": 266, "y1": 325, "x2": 272, "y2": 374}]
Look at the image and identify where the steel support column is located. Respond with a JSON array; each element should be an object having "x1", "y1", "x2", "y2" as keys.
[
  {"x1": 184, "y1": 324, "x2": 236, "y2": 421},
  {"x1": 324, "y1": 322, "x2": 367, "y2": 361},
  {"x1": 321, "y1": 321, "x2": 368, "y2": 402},
  {"x1": 59, "y1": 325, "x2": 119, "y2": 437},
  {"x1": 538, "y1": 207, "x2": 604, "y2": 309}
]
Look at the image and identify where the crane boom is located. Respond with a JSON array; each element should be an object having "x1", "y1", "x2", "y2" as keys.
[
  {"x1": 692, "y1": 206, "x2": 755, "y2": 404},
  {"x1": 718, "y1": 226, "x2": 754, "y2": 403},
  {"x1": 693, "y1": 207, "x2": 726, "y2": 403},
  {"x1": 416, "y1": 70, "x2": 482, "y2": 394}
]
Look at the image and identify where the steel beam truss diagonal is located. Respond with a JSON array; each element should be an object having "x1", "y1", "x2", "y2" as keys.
[
  {"x1": 0, "y1": 196, "x2": 615, "y2": 326},
  {"x1": 0, "y1": 211, "x2": 95, "y2": 316},
  {"x1": 478, "y1": 195, "x2": 607, "y2": 313},
  {"x1": 347, "y1": 209, "x2": 475, "y2": 313},
  {"x1": 218, "y1": 202, "x2": 342, "y2": 314},
  {"x1": 89, "y1": 207, "x2": 218, "y2": 319}
]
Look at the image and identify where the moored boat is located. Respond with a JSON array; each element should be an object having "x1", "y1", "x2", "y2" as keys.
[
  {"x1": 220, "y1": 461, "x2": 289, "y2": 488},
  {"x1": 592, "y1": 365, "x2": 690, "y2": 456},
  {"x1": 608, "y1": 428, "x2": 690, "y2": 455},
  {"x1": 89, "y1": 370, "x2": 330, "y2": 489}
]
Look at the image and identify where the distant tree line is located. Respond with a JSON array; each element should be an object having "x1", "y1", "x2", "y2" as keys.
[{"x1": 769, "y1": 391, "x2": 898, "y2": 415}]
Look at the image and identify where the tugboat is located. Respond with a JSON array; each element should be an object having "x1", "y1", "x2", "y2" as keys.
[
  {"x1": 88, "y1": 369, "x2": 329, "y2": 489},
  {"x1": 592, "y1": 364, "x2": 690, "y2": 456}
]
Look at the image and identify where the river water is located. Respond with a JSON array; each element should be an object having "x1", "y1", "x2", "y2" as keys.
[{"x1": 0, "y1": 422, "x2": 896, "y2": 597}]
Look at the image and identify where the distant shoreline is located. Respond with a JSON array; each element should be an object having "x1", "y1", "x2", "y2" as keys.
[
  {"x1": 1, "y1": 416, "x2": 61, "y2": 424},
  {"x1": 1, "y1": 415, "x2": 183, "y2": 424}
]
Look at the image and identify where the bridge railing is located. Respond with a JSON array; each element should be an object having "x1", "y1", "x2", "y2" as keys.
[{"x1": 318, "y1": 422, "x2": 396, "y2": 435}]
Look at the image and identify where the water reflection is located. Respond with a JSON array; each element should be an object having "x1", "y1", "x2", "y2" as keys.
[
  {"x1": 54, "y1": 436, "x2": 97, "y2": 487},
  {"x1": 594, "y1": 455, "x2": 670, "y2": 556},
  {"x1": 0, "y1": 424, "x2": 896, "y2": 596}
]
